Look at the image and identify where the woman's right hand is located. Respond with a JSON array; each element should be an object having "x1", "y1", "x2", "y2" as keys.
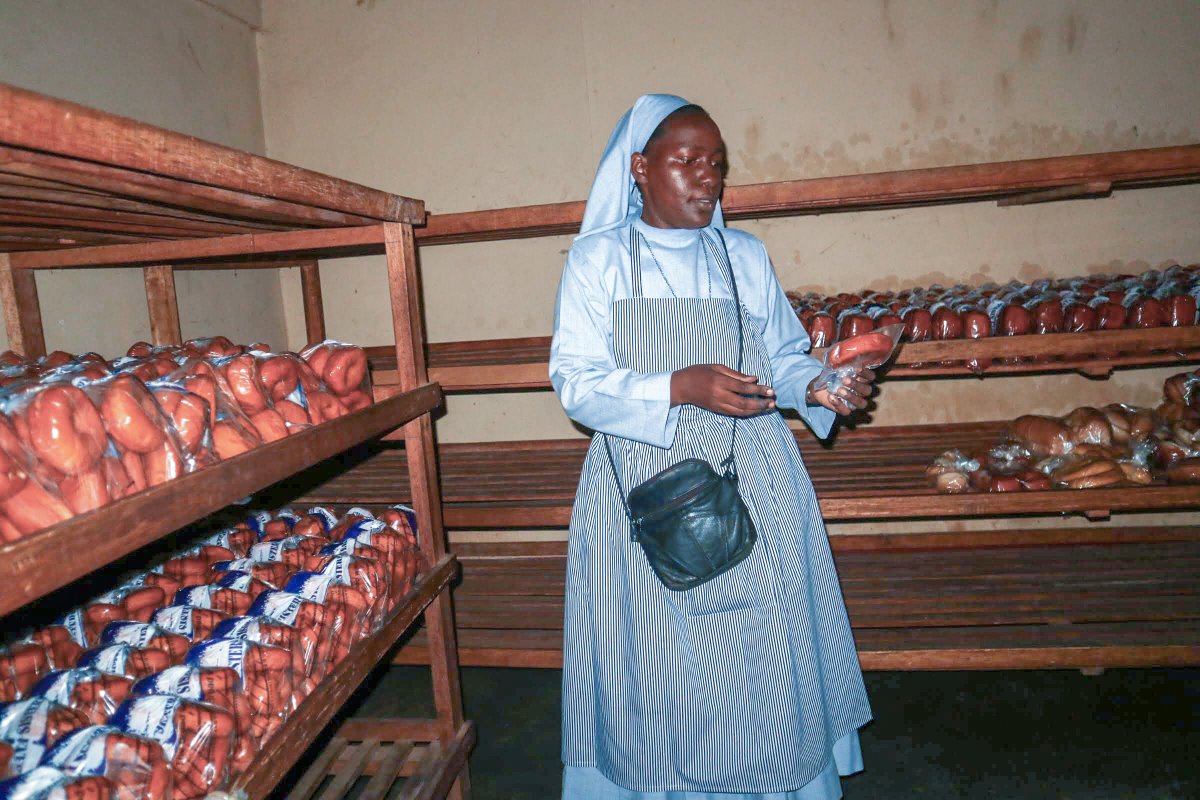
[{"x1": 671, "y1": 364, "x2": 776, "y2": 417}]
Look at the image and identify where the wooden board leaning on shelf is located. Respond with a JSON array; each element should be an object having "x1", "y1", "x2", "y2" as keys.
[
  {"x1": 388, "y1": 529, "x2": 1200, "y2": 671},
  {"x1": 363, "y1": 326, "x2": 1200, "y2": 391},
  {"x1": 296, "y1": 420, "x2": 1200, "y2": 526}
]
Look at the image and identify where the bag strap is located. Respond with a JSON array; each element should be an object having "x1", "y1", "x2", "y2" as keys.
[{"x1": 602, "y1": 226, "x2": 745, "y2": 535}]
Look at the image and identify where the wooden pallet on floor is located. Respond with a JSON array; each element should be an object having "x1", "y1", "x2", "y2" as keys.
[{"x1": 284, "y1": 720, "x2": 476, "y2": 800}]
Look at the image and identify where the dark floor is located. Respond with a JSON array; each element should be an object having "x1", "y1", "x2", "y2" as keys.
[{"x1": 357, "y1": 666, "x2": 1199, "y2": 799}]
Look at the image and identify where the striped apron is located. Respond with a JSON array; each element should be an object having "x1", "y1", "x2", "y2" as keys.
[{"x1": 561, "y1": 229, "x2": 871, "y2": 794}]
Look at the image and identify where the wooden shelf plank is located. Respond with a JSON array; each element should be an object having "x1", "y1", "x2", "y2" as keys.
[
  {"x1": 414, "y1": 144, "x2": 1200, "y2": 246},
  {"x1": 0, "y1": 83, "x2": 423, "y2": 224},
  {"x1": 394, "y1": 622, "x2": 1200, "y2": 672},
  {"x1": 233, "y1": 554, "x2": 459, "y2": 800},
  {"x1": 295, "y1": 421, "x2": 1200, "y2": 526},
  {"x1": 8, "y1": 224, "x2": 388, "y2": 270},
  {"x1": 0, "y1": 382, "x2": 443, "y2": 617},
  {"x1": 367, "y1": 327, "x2": 1200, "y2": 392}
]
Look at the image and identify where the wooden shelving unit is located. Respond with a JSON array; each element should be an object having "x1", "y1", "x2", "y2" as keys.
[
  {"x1": 297, "y1": 421, "x2": 1200, "y2": 525},
  {"x1": 294, "y1": 141, "x2": 1200, "y2": 674},
  {"x1": 0, "y1": 84, "x2": 470, "y2": 799}
]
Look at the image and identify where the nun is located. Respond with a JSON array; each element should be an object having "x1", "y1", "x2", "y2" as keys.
[{"x1": 550, "y1": 94, "x2": 875, "y2": 799}]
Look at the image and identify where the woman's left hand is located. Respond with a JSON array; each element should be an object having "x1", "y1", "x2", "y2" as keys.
[{"x1": 807, "y1": 368, "x2": 876, "y2": 416}]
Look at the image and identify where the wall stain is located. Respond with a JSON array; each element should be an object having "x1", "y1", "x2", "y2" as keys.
[
  {"x1": 1060, "y1": 11, "x2": 1087, "y2": 53},
  {"x1": 731, "y1": 120, "x2": 1195, "y2": 184},
  {"x1": 1020, "y1": 26, "x2": 1042, "y2": 62},
  {"x1": 1017, "y1": 262, "x2": 1050, "y2": 282},
  {"x1": 881, "y1": 0, "x2": 898, "y2": 44},
  {"x1": 994, "y1": 71, "x2": 1013, "y2": 107},
  {"x1": 910, "y1": 84, "x2": 928, "y2": 115}
]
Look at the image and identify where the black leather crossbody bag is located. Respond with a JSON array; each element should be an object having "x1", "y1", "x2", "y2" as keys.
[{"x1": 602, "y1": 229, "x2": 757, "y2": 591}]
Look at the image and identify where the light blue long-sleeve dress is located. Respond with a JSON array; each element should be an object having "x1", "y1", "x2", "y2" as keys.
[{"x1": 550, "y1": 218, "x2": 871, "y2": 799}]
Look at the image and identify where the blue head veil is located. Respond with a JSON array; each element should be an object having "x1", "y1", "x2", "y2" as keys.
[{"x1": 577, "y1": 93, "x2": 725, "y2": 240}]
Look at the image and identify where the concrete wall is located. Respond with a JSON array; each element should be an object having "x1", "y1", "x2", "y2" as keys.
[
  {"x1": 0, "y1": 0, "x2": 286, "y2": 359},
  {"x1": 258, "y1": 0, "x2": 1200, "y2": 454}
]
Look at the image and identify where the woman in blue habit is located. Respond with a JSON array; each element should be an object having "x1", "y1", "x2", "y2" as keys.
[{"x1": 550, "y1": 94, "x2": 875, "y2": 799}]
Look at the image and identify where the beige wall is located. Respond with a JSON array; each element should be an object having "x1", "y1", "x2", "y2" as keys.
[
  {"x1": 0, "y1": 0, "x2": 286, "y2": 359},
  {"x1": 259, "y1": 0, "x2": 1200, "y2": 448}
]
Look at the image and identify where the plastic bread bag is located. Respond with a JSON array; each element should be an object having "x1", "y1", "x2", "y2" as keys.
[
  {"x1": 256, "y1": 509, "x2": 308, "y2": 543},
  {"x1": 107, "y1": 357, "x2": 175, "y2": 386},
  {"x1": 379, "y1": 504, "x2": 418, "y2": 545},
  {"x1": 299, "y1": 340, "x2": 372, "y2": 412},
  {"x1": 812, "y1": 323, "x2": 903, "y2": 396},
  {"x1": 924, "y1": 450, "x2": 981, "y2": 494},
  {"x1": 73, "y1": 375, "x2": 186, "y2": 499},
  {"x1": 86, "y1": 583, "x2": 167, "y2": 627},
  {"x1": 162, "y1": 360, "x2": 262, "y2": 462},
  {"x1": 75, "y1": 647, "x2": 171, "y2": 683},
  {"x1": 198, "y1": 528, "x2": 257, "y2": 559},
  {"x1": 200, "y1": 353, "x2": 288, "y2": 441},
  {"x1": 130, "y1": 666, "x2": 253, "y2": 773},
  {"x1": 40, "y1": 726, "x2": 171, "y2": 800},
  {"x1": 149, "y1": 607, "x2": 229, "y2": 644},
  {"x1": 287, "y1": 506, "x2": 338, "y2": 539},
  {"x1": 209, "y1": 559, "x2": 290, "y2": 591},
  {"x1": 143, "y1": 381, "x2": 215, "y2": 472},
  {"x1": 213, "y1": 572, "x2": 275, "y2": 605},
  {"x1": 0, "y1": 698, "x2": 91, "y2": 776},
  {"x1": 171, "y1": 584, "x2": 255, "y2": 619},
  {"x1": 318, "y1": 535, "x2": 391, "y2": 594},
  {"x1": 97, "y1": 625, "x2": 189, "y2": 668},
  {"x1": 177, "y1": 337, "x2": 243, "y2": 360},
  {"x1": 327, "y1": 520, "x2": 415, "y2": 600},
  {"x1": 25, "y1": 627, "x2": 83, "y2": 674},
  {"x1": 0, "y1": 767, "x2": 115, "y2": 800},
  {"x1": 0, "y1": 645, "x2": 53, "y2": 704},
  {"x1": 1062, "y1": 406, "x2": 1116, "y2": 447},
  {"x1": 246, "y1": 351, "x2": 323, "y2": 435},
  {"x1": 248, "y1": 535, "x2": 329, "y2": 572},
  {"x1": 247, "y1": 591, "x2": 334, "y2": 684},
  {"x1": 1006, "y1": 415, "x2": 1075, "y2": 459},
  {"x1": 30, "y1": 669, "x2": 133, "y2": 727},
  {"x1": 1163, "y1": 371, "x2": 1200, "y2": 409},
  {"x1": 326, "y1": 507, "x2": 378, "y2": 540},
  {"x1": 300, "y1": 554, "x2": 391, "y2": 631},
  {"x1": 185, "y1": 638, "x2": 295, "y2": 743},
  {"x1": 0, "y1": 393, "x2": 75, "y2": 537},
  {"x1": 283, "y1": 569, "x2": 374, "y2": 659},
  {"x1": 110, "y1": 694, "x2": 236, "y2": 800},
  {"x1": 1049, "y1": 456, "x2": 1127, "y2": 489},
  {"x1": 209, "y1": 616, "x2": 316, "y2": 706}
]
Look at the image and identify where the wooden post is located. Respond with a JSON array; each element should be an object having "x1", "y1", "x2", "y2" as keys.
[
  {"x1": 0, "y1": 254, "x2": 47, "y2": 358},
  {"x1": 143, "y1": 265, "x2": 183, "y2": 345},
  {"x1": 299, "y1": 261, "x2": 327, "y2": 345},
  {"x1": 382, "y1": 221, "x2": 471, "y2": 799}
]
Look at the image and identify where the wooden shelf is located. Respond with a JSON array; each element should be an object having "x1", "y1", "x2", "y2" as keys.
[
  {"x1": 0, "y1": 82, "x2": 422, "y2": 254},
  {"x1": 0, "y1": 383, "x2": 442, "y2": 617},
  {"x1": 412, "y1": 144, "x2": 1200, "y2": 246},
  {"x1": 391, "y1": 532, "x2": 1200, "y2": 671},
  {"x1": 296, "y1": 420, "x2": 1200, "y2": 526},
  {"x1": 234, "y1": 553, "x2": 459, "y2": 800},
  {"x1": 364, "y1": 327, "x2": 1200, "y2": 392}
]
